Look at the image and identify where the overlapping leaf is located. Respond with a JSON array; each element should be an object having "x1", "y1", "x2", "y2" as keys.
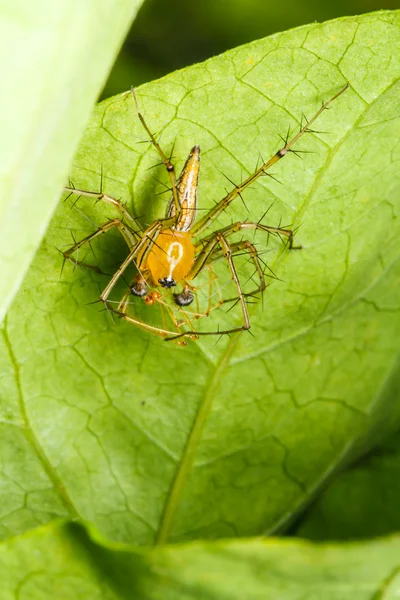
[
  {"x1": 0, "y1": 0, "x2": 144, "y2": 321},
  {"x1": 2, "y1": 522, "x2": 400, "y2": 599}
]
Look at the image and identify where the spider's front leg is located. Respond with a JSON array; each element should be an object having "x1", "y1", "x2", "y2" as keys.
[
  {"x1": 62, "y1": 218, "x2": 136, "y2": 273},
  {"x1": 207, "y1": 239, "x2": 267, "y2": 299},
  {"x1": 191, "y1": 84, "x2": 349, "y2": 237},
  {"x1": 130, "y1": 87, "x2": 180, "y2": 214},
  {"x1": 197, "y1": 220, "x2": 299, "y2": 252},
  {"x1": 99, "y1": 219, "x2": 165, "y2": 305},
  {"x1": 63, "y1": 186, "x2": 140, "y2": 234}
]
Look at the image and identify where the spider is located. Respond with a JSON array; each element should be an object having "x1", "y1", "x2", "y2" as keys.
[{"x1": 63, "y1": 84, "x2": 349, "y2": 345}]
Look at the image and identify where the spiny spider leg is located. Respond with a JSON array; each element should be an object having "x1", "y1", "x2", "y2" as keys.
[
  {"x1": 130, "y1": 87, "x2": 181, "y2": 214},
  {"x1": 208, "y1": 239, "x2": 267, "y2": 297},
  {"x1": 196, "y1": 220, "x2": 300, "y2": 251},
  {"x1": 191, "y1": 84, "x2": 349, "y2": 236},
  {"x1": 114, "y1": 309, "x2": 185, "y2": 341},
  {"x1": 100, "y1": 217, "x2": 175, "y2": 304},
  {"x1": 63, "y1": 218, "x2": 137, "y2": 271},
  {"x1": 178, "y1": 268, "x2": 225, "y2": 326},
  {"x1": 63, "y1": 186, "x2": 140, "y2": 235},
  {"x1": 202, "y1": 265, "x2": 225, "y2": 318},
  {"x1": 165, "y1": 233, "x2": 250, "y2": 341}
]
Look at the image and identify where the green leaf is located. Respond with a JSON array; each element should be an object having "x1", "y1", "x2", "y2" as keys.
[
  {"x1": 297, "y1": 427, "x2": 400, "y2": 541},
  {"x1": 1, "y1": 10, "x2": 400, "y2": 546},
  {"x1": 3, "y1": 522, "x2": 400, "y2": 599},
  {"x1": 0, "y1": 0, "x2": 145, "y2": 322}
]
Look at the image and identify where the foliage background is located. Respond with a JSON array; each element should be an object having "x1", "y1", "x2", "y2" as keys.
[
  {"x1": 2, "y1": 1, "x2": 400, "y2": 598},
  {"x1": 102, "y1": 0, "x2": 398, "y2": 96}
]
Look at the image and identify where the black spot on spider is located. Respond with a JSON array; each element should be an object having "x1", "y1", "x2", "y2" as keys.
[
  {"x1": 131, "y1": 279, "x2": 148, "y2": 297},
  {"x1": 159, "y1": 277, "x2": 176, "y2": 288},
  {"x1": 174, "y1": 289, "x2": 194, "y2": 307}
]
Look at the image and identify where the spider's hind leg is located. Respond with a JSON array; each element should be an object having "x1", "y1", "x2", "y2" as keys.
[
  {"x1": 165, "y1": 232, "x2": 251, "y2": 342},
  {"x1": 208, "y1": 239, "x2": 267, "y2": 302}
]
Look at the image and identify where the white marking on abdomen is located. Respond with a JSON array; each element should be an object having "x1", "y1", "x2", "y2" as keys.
[{"x1": 168, "y1": 242, "x2": 183, "y2": 278}]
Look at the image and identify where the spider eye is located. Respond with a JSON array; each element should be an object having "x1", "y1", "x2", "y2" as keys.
[
  {"x1": 174, "y1": 289, "x2": 194, "y2": 307},
  {"x1": 158, "y1": 277, "x2": 176, "y2": 288}
]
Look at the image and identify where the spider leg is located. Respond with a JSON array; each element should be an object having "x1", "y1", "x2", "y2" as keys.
[
  {"x1": 165, "y1": 233, "x2": 250, "y2": 341},
  {"x1": 113, "y1": 308, "x2": 191, "y2": 345},
  {"x1": 100, "y1": 217, "x2": 175, "y2": 304},
  {"x1": 191, "y1": 84, "x2": 349, "y2": 237},
  {"x1": 111, "y1": 275, "x2": 190, "y2": 344},
  {"x1": 130, "y1": 87, "x2": 180, "y2": 214},
  {"x1": 208, "y1": 239, "x2": 267, "y2": 298},
  {"x1": 63, "y1": 186, "x2": 140, "y2": 234},
  {"x1": 177, "y1": 269, "x2": 225, "y2": 326},
  {"x1": 114, "y1": 281, "x2": 197, "y2": 345},
  {"x1": 196, "y1": 220, "x2": 300, "y2": 251},
  {"x1": 203, "y1": 265, "x2": 225, "y2": 317},
  {"x1": 215, "y1": 233, "x2": 250, "y2": 330},
  {"x1": 62, "y1": 218, "x2": 136, "y2": 272}
]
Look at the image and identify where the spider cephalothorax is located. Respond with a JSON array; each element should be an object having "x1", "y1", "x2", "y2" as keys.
[{"x1": 63, "y1": 84, "x2": 349, "y2": 344}]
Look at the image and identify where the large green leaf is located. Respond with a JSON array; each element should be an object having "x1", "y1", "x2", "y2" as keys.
[
  {"x1": 2, "y1": 522, "x2": 400, "y2": 599},
  {"x1": 296, "y1": 428, "x2": 400, "y2": 541},
  {"x1": 0, "y1": 0, "x2": 145, "y2": 322},
  {"x1": 1, "y1": 11, "x2": 400, "y2": 545}
]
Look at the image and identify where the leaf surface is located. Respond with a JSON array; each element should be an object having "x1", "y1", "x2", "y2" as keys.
[
  {"x1": 1, "y1": 11, "x2": 400, "y2": 545},
  {"x1": 297, "y1": 428, "x2": 400, "y2": 541},
  {"x1": 0, "y1": 0, "x2": 144, "y2": 322},
  {"x1": 2, "y1": 522, "x2": 400, "y2": 599}
]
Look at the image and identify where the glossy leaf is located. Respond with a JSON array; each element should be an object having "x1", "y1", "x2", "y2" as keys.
[
  {"x1": 2, "y1": 522, "x2": 400, "y2": 599},
  {"x1": 1, "y1": 11, "x2": 400, "y2": 546},
  {"x1": 297, "y1": 428, "x2": 400, "y2": 540},
  {"x1": 0, "y1": 0, "x2": 145, "y2": 322}
]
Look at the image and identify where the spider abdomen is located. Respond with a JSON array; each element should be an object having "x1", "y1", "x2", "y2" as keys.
[{"x1": 146, "y1": 229, "x2": 195, "y2": 287}]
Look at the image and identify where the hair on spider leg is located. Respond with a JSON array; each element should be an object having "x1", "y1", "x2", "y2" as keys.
[
  {"x1": 135, "y1": 137, "x2": 154, "y2": 145},
  {"x1": 257, "y1": 202, "x2": 276, "y2": 225},
  {"x1": 62, "y1": 178, "x2": 77, "y2": 203},
  {"x1": 145, "y1": 160, "x2": 169, "y2": 172},
  {"x1": 255, "y1": 149, "x2": 265, "y2": 171},
  {"x1": 86, "y1": 297, "x2": 103, "y2": 306},
  {"x1": 256, "y1": 256, "x2": 281, "y2": 282},
  {"x1": 72, "y1": 206, "x2": 102, "y2": 230},
  {"x1": 154, "y1": 187, "x2": 173, "y2": 198},
  {"x1": 276, "y1": 134, "x2": 314, "y2": 159},
  {"x1": 299, "y1": 112, "x2": 308, "y2": 130},
  {"x1": 151, "y1": 175, "x2": 172, "y2": 190},
  {"x1": 224, "y1": 297, "x2": 241, "y2": 314},
  {"x1": 279, "y1": 124, "x2": 292, "y2": 149},
  {"x1": 54, "y1": 246, "x2": 68, "y2": 277},
  {"x1": 300, "y1": 113, "x2": 328, "y2": 136},
  {"x1": 168, "y1": 136, "x2": 177, "y2": 164},
  {"x1": 87, "y1": 239, "x2": 97, "y2": 259},
  {"x1": 63, "y1": 190, "x2": 74, "y2": 204},
  {"x1": 288, "y1": 147, "x2": 314, "y2": 159},
  {"x1": 100, "y1": 301, "x2": 117, "y2": 325},
  {"x1": 218, "y1": 168, "x2": 250, "y2": 213},
  {"x1": 70, "y1": 194, "x2": 83, "y2": 209},
  {"x1": 259, "y1": 169, "x2": 282, "y2": 186}
]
